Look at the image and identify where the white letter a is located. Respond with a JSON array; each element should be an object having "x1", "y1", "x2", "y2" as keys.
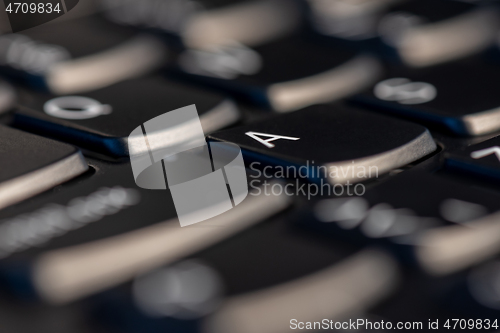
[{"x1": 245, "y1": 131, "x2": 300, "y2": 148}]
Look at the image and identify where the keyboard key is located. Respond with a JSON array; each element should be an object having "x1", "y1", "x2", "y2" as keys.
[
  {"x1": 0, "y1": 79, "x2": 16, "y2": 115},
  {"x1": 0, "y1": 125, "x2": 88, "y2": 210},
  {"x1": 209, "y1": 103, "x2": 436, "y2": 184},
  {"x1": 378, "y1": 0, "x2": 499, "y2": 66},
  {"x1": 101, "y1": 0, "x2": 301, "y2": 48},
  {"x1": 0, "y1": 156, "x2": 291, "y2": 303},
  {"x1": 93, "y1": 213, "x2": 398, "y2": 333},
  {"x1": 106, "y1": 250, "x2": 399, "y2": 333},
  {"x1": 38, "y1": 183, "x2": 289, "y2": 304},
  {"x1": 447, "y1": 135, "x2": 500, "y2": 181},
  {"x1": 13, "y1": 76, "x2": 240, "y2": 157},
  {"x1": 0, "y1": 159, "x2": 175, "y2": 301},
  {"x1": 354, "y1": 61, "x2": 500, "y2": 136},
  {"x1": 173, "y1": 36, "x2": 382, "y2": 112},
  {"x1": 205, "y1": 249, "x2": 397, "y2": 333},
  {"x1": 95, "y1": 249, "x2": 398, "y2": 333},
  {"x1": 302, "y1": 172, "x2": 500, "y2": 275},
  {"x1": 0, "y1": 16, "x2": 168, "y2": 94}
]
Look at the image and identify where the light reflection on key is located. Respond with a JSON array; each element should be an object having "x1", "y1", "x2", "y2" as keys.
[
  {"x1": 379, "y1": 1, "x2": 500, "y2": 66},
  {"x1": 417, "y1": 211, "x2": 500, "y2": 275},
  {"x1": 101, "y1": 0, "x2": 301, "y2": 48},
  {"x1": 0, "y1": 18, "x2": 168, "y2": 94},
  {"x1": 32, "y1": 182, "x2": 291, "y2": 304},
  {"x1": 202, "y1": 249, "x2": 399, "y2": 333}
]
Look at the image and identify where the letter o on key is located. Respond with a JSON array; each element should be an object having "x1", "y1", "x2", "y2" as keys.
[{"x1": 44, "y1": 96, "x2": 112, "y2": 120}]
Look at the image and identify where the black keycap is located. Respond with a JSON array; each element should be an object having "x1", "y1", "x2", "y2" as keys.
[
  {"x1": 189, "y1": 249, "x2": 397, "y2": 333},
  {"x1": 93, "y1": 214, "x2": 397, "y2": 333},
  {"x1": 377, "y1": 0, "x2": 498, "y2": 66},
  {"x1": 0, "y1": 79, "x2": 16, "y2": 116},
  {"x1": 209, "y1": 103, "x2": 436, "y2": 184},
  {"x1": 13, "y1": 76, "x2": 240, "y2": 157},
  {"x1": 300, "y1": 172, "x2": 500, "y2": 275},
  {"x1": 172, "y1": 36, "x2": 382, "y2": 112},
  {"x1": 0, "y1": 159, "x2": 175, "y2": 302},
  {"x1": 97, "y1": 251, "x2": 398, "y2": 333},
  {"x1": 0, "y1": 16, "x2": 167, "y2": 94},
  {"x1": 354, "y1": 61, "x2": 500, "y2": 136},
  {"x1": 0, "y1": 125, "x2": 88, "y2": 210},
  {"x1": 0, "y1": 157, "x2": 291, "y2": 304},
  {"x1": 101, "y1": 0, "x2": 301, "y2": 48},
  {"x1": 447, "y1": 135, "x2": 500, "y2": 181}
]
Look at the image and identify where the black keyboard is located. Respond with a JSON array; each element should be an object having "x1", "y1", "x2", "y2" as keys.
[{"x1": 1, "y1": 0, "x2": 500, "y2": 332}]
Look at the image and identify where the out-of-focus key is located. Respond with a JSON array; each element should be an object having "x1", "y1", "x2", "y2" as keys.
[
  {"x1": 0, "y1": 125, "x2": 88, "y2": 210},
  {"x1": 447, "y1": 135, "x2": 500, "y2": 181},
  {"x1": 92, "y1": 210, "x2": 398, "y2": 333},
  {"x1": 96, "y1": 251, "x2": 398, "y2": 333},
  {"x1": 377, "y1": 0, "x2": 499, "y2": 66},
  {"x1": 303, "y1": 172, "x2": 500, "y2": 275},
  {"x1": 174, "y1": 37, "x2": 381, "y2": 112},
  {"x1": 101, "y1": 0, "x2": 301, "y2": 48},
  {"x1": 209, "y1": 103, "x2": 436, "y2": 184},
  {"x1": 0, "y1": 16, "x2": 167, "y2": 94},
  {"x1": 13, "y1": 76, "x2": 240, "y2": 157},
  {"x1": 204, "y1": 249, "x2": 398, "y2": 333},
  {"x1": 41, "y1": 184, "x2": 290, "y2": 304},
  {"x1": 354, "y1": 61, "x2": 500, "y2": 136},
  {"x1": 0, "y1": 155, "x2": 291, "y2": 304}
]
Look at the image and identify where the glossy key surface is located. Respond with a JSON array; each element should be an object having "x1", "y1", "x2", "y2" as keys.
[
  {"x1": 174, "y1": 36, "x2": 381, "y2": 111},
  {"x1": 0, "y1": 16, "x2": 167, "y2": 94},
  {"x1": 209, "y1": 103, "x2": 436, "y2": 184},
  {"x1": 14, "y1": 76, "x2": 239, "y2": 157},
  {"x1": 0, "y1": 125, "x2": 88, "y2": 210},
  {"x1": 354, "y1": 61, "x2": 500, "y2": 136}
]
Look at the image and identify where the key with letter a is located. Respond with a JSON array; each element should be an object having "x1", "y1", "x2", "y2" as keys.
[{"x1": 209, "y1": 103, "x2": 436, "y2": 184}]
